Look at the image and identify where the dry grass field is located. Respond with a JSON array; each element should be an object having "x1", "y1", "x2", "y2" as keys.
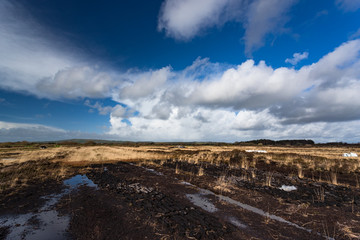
[{"x1": 1, "y1": 143, "x2": 360, "y2": 239}]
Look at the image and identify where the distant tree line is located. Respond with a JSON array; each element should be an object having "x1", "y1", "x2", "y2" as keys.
[
  {"x1": 1, "y1": 139, "x2": 359, "y2": 148},
  {"x1": 235, "y1": 139, "x2": 315, "y2": 146}
]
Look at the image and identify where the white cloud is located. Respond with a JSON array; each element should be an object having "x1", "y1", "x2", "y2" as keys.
[
  {"x1": 111, "y1": 105, "x2": 128, "y2": 118},
  {"x1": 108, "y1": 39, "x2": 360, "y2": 142},
  {"x1": 285, "y1": 52, "x2": 309, "y2": 65},
  {"x1": 84, "y1": 100, "x2": 113, "y2": 115},
  {"x1": 0, "y1": 121, "x2": 65, "y2": 132},
  {"x1": 37, "y1": 66, "x2": 116, "y2": 99},
  {"x1": 0, "y1": 1, "x2": 121, "y2": 100},
  {"x1": 158, "y1": 0, "x2": 243, "y2": 41},
  {"x1": 108, "y1": 107, "x2": 360, "y2": 143},
  {"x1": 0, "y1": 121, "x2": 117, "y2": 142},
  {"x1": 0, "y1": 121, "x2": 66, "y2": 142},
  {"x1": 0, "y1": 2, "x2": 180, "y2": 101},
  {"x1": 1, "y1": 38, "x2": 360, "y2": 142},
  {"x1": 185, "y1": 59, "x2": 308, "y2": 109},
  {"x1": 244, "y1": 0, "x2": 297, "y2": 54},
  {"x1": 271, "y1": 40, "x2": 360, "y2": 123},
  {"x1": 0, "y1": 1, "x2": 78, "y2": 93},
  {"x1": 158, "y1": 0, "x2": 297, "y2": 53},
  {"x1": 120, "y1": 67, "x2": 171, "y2": 100},
  {"x1": 336, "y1": 0, "x2": 360, "y2": 12},
  {"x1": 2, "y1": 0, "x2": 360, "y2": 142}
]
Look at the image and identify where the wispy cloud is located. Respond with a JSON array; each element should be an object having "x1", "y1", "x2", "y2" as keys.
[
  {"x1": 244, "y1": 0, "x2": 297, "y2": 54},
  {"x1": 84, "y1": 100, "x2": 113, "y2": 115},
  {"x1": 0, "y1": 121, "x2": 64, "y2": 132},
  {"x1": 157, "y1": 0, "x2": 244, "y2": 41},
  {"x1": 0, "y1": 1, "x2": 79, "y2": 93},
  {"x1": 158, "y1": 0, "x2": 297, "y2": 54},
  {"x1": 0, "y1": 1, "x2": 117, "y2": 100},
  {"x1": 285, "y1": 52, "x2": 309, "y2": 65},
  {"x1": 336, "y1": 0, "x2": 360, "y2": 12},
  {"x1": 0, "y1": 121, "x2": 117, "y2": 142},
  {"x1": 350, "y1": 27, "x2": 360, "y2": 39}
]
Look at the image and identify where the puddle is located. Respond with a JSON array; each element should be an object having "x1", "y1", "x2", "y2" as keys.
[
  {"x1": 183, "y1": 182, "x2": 308, "y2": 231},
  {"x1": 182, "y1": 182, "x2": 333, "y2": 239},
  {"x1": 217, "y1": 194, "x2": 310, "y2": 230},
  {"x1": 139, "y1": 166, "x2": 164, "y2": 176},
  {"x1": 0, "y1": 202, "x2": 69, "y2": 240},
  {"x1": 180, "y1": 181, "x2": 194, "y2": 186},
  {"x1": 245, "y1": 150, "x2": 267, "y2": 153},
  {"x1": 63, "y1": 174, "x2": 98, "y2": 189},
  {"x1": 228, "y1": 217, "x2": 247, "y2": 229},
  {"x1": 144, "y1": 168, "x2": 163, "y2": 176},
  {"x1": 0, "y1": 174, "x2": 98, "y2": 240},
  {"x1": 279, "y1": 185, "x2": 297, "y2": 192},
  {"x1": 186, "y1": 194, "x2": 218, "y2": 213}
]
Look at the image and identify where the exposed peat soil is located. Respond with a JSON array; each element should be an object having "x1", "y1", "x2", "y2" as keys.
[{"x1": 1, "y1": 152, "x2": 360, "y2": 239}]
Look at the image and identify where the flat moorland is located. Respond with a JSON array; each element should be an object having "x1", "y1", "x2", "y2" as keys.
[{"x1": 1, "y1": 144, "x2": 360, "y2": 239}]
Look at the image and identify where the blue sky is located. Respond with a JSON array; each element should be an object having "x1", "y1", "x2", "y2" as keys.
[{"x1": 1, "y1": 0, "x2": 360, "y2": 142}]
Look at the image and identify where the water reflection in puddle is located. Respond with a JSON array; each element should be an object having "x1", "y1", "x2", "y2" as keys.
[
  {"x1": 0, "y1": 174, "x2": 97, "y2": 240},
  {"x1": 186, "y1": 194, "x2": 218, "y2": 213},
  {"x1": 228, "y1": 216, "x2": 247, "y2": 229},
  {"x1": 0, "y1": 211, "x2": 70, "y2": 240},
  {"x1": 64, "y1": 174, "x2": 98, "y2": 189},
  {"x1": 184, "y1": 184, "x2": 334, "y2": 240}
]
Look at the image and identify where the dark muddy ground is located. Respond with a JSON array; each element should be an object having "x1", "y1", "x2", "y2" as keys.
[{"x1": 1, "y1": 155, "x2": 360, "y2": 239}]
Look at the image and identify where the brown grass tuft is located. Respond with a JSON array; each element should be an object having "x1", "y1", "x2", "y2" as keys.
[
  {"x1": 297, "y1": 164, "x2": 304, "y2": 179},
  {"x1": 175, "y1": 164, "x2": 180, "y2": 174},
  {"x1": 265, "y1": 172, "x2": 274, "y2": 187},
  {"x1": 197, "y1": 166, "x2": 204, "y2": 176}
]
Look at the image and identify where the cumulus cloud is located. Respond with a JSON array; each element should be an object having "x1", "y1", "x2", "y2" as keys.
[
  {"x1": 158, "y1": 0, "x2": 297, "y2": 53},
  {"x1": 285, "y1": 52, "x2": 309, "y2": 65},
  {"x1": 37, "y1": 67, "x2": 116, "y2": 99},
  {"x1": 108, "y1": 108, "x2": 360, "y2": 143},
  {"x1": 111, "y1": 105, "x2": 128, "y2": 118},
  {"x1": 120, "y1": 67, "x2": 171, "y2": 100},
  {"x1": 269, "y1": 40, "x2": 360, "y2": 123},
  {"x1": 107, "y1": 39, "x2": 360, "y2": 142},
  {"x1": 336, "y1": 0, "x2": 360, "y2": 12},
  {"x1": 185, "y1": 60, "x2": 307, "y2": 109}
]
